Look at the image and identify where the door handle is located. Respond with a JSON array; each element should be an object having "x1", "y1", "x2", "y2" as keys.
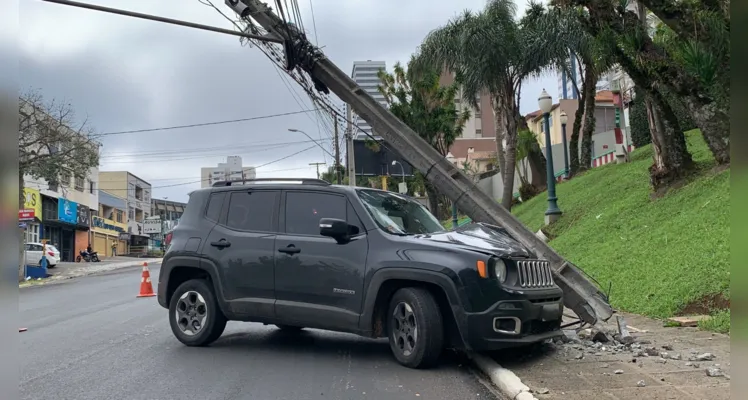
[
  {"x1": 210, "y1": 239, "x2": 231, "y2": 248},
  {"x1": 278, "y1": 245, "x2": 300, "y2": 255}
]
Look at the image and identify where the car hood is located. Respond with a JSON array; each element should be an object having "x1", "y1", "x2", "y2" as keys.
[{"x1": 411, "y1": 222, "x2": 532, "y2": 258}]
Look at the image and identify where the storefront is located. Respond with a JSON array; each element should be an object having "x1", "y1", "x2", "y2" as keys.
[
  {"x1": 75, "y1": 204, "x2": 91, "y2": 256},
  {"x1": 40, "y1": 196, "x2": 83, "y2": 262},
  {"x1": 91, "y1": 216, "x2": 128, "y2": 257},
  {"x1": 22, "y1": 187, "x2": 43, "y2": 243}
]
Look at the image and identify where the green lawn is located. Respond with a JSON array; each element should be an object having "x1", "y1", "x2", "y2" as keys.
[{"x1": 512, "y1": 130, "x2": 729, "y2": 332}]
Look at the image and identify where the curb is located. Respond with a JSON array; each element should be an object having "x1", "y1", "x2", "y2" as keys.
[
  {"x1": 470, "y1": 353, "x2": 538, "y2": 400},
  {"x1": 19, "y1": 259, "x2": 163, "y2": 289}
]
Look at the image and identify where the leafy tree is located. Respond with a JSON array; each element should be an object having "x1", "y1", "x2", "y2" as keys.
[
  {"x1": 523, "y1": 2, "x2": 615, "y2": 176},
  {"x1": 558, "y1": 0, "x2": 729, "y2": 168},
  {"x1": 414, "y1": 0, "x2": 551, "y2": 211},
  {"x1": 551, "y1": 0, "x2": 695, "y2": 189},
  {"x1": 17, "y1": 89, "x2": 100, "y2": 280},
  {"x1": 19, "y1": 90, "x2": 100, "y2": 204},
  {"x1": 377, "y1": 59, "x2": 470, "y2": 219}
]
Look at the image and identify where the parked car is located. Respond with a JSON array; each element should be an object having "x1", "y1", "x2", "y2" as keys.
[
  {"x1": 157, "y1": 179, "x2": 564, "y2": 369},
  {"x1": 24, "y1": 242, "x2": 60, "y2": 268}
]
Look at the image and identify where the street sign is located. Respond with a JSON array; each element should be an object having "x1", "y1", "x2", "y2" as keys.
[
  {"x1": 398, "y1": 182, "x2": 408, "y2": 194},
  {"x1": 143, "y1": 218, "x2": 162, "y2": 234},
  {"x1": 19, "y1": 209, "x2": 35, "y2": 221}
]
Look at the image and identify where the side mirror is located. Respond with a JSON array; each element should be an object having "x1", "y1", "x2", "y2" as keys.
[{"x1": 319, "y1": 218, "x2": 356, "y2": 242}]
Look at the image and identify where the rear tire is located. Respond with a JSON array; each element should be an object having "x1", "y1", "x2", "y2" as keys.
[
  {"x1": 387, "y1": 287, "x2": 444, "y2": 369},
  {"x1": 169, "y1": 279, "x2": 227, "y2": 347},
  {"x1": 275, "y1": 324, "x2": 304, "y2": 332}
]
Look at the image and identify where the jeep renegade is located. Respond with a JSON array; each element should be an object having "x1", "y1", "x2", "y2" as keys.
[{"x1": 157, "y1": 178, "x2": 564, "y2": 369}]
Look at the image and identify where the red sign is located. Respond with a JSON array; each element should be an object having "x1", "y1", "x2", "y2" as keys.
[{"x1": 19, "y1": 209, "x2": 35, "y2": 221}]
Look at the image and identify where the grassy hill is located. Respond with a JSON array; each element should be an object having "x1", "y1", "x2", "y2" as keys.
[{"x1": 512, "y1": 130, "x2": 729, "y2": 332}]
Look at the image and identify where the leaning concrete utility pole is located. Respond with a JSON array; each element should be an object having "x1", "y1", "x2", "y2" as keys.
[{"x1": 223, "y1": 0, "x2": 613, "y2": 325}]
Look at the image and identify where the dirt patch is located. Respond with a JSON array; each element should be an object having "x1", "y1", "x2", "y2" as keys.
[{"x1": 678, "y1": 293, "x2": 730, "y2": 315}]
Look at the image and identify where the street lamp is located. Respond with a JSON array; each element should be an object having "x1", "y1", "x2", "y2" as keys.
[
  {"x1": 391, "y1": 160, "x2": 405, "y2": 183},
  {"x1": 560, "y1": 111, "x2": 570, "y2": 179},
  {"x1": 539, "y1": 89, "x2": 562, "y2": 224}
]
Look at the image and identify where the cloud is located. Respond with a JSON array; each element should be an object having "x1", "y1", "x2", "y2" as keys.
[{"x1": 20, "y1": 0, "x2": 555, "y2": 202}]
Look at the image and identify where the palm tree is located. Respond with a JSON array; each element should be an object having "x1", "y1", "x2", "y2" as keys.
[
  {"x1": 377, "y1": 58, "x2": 470, "y2": 218},
  {"x1": 414, "y1": 0, "x2": 549, "y2": 211},
  {"x1": 522, "y1": 2, "x2": 615, "y2": 175}
]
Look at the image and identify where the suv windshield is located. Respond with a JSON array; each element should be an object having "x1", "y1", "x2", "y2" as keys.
[{"x1": 356, "y1": 189, "x2": 445, "y2": 235}]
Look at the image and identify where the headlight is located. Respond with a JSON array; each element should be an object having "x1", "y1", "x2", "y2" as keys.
[{"x1": 492, "y1": 258, "x2": 507, "y2": 283}]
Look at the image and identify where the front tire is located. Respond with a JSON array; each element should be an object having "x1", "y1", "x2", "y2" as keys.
[
  {"x1": 169, "y1": 279, "x2": 227, "y2": 347},
  {"x1": 387, "y1": 287, "x2": 444, "y2": 369}
]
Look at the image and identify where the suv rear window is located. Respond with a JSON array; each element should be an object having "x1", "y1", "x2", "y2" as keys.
[
  {"x1": 205, "y1": 192, "x2": 226, "y2": 222},
  {"x1": 226, "y1": 191, "x2": 278, "y2": 232}
]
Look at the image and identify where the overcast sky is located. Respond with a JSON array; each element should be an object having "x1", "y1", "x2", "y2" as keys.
[{"x1": 18, "y1": 0, "x2": 555, "y2": 203}]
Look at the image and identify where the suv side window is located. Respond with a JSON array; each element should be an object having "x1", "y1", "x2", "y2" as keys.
[
  {"x1": 285, "y1": 192, "x2": 346, "y2": 236},
  {"x1": 205, "y1": 192, "x2": 226, "y2": 222},
  {"x1": 226, "y1": 191, "x2": 278, "y2": 232}
]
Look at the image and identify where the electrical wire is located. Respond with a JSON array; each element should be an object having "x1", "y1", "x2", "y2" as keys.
[
  {"x1": 99, "y1": 138, "x2": 330, "y2": 160},
  {"x1": 94, "y1": 109, "x2": 318, "y2": 137}
]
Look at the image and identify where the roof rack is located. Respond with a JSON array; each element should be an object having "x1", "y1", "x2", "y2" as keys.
[{"x1": 211, "y1": 178, "x2": 331, "y2": 187}]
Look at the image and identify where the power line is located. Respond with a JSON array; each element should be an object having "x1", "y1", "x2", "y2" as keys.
[
  {"x1": 99, "y1": 138, "x2": 330, "y2": 160},
  {"x1": 94, "y1": 109, "x2": 319, "y2": 137}
]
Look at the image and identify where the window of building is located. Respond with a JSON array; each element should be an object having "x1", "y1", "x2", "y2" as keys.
[
  {"x1": 60, "y1": 171, "x2": 71, "y2": 187},
  {"x1": 128, "y1": 206, "x2": 135, "y2": 220},
  {"x1": 116, "y1": 210, "x2": 123, "y2": 223},
  {"x1": 75, "y1": 176, "x2": 84, "y2": 192},
  {"x1": 226, "y1": 191, "x2": 278, "y2": 232},
  {"x1": 25, "y1": 223, "x2": 40, "y2": 243},
  {"x1": 205, "y1": 192, "x2": 226, "y2": 222},
  {"x1": 284, "y1": 192, "x2": 346, "y2": 236},
  {"x1": 475, "y1": 129, "x2": 482, "y2": 137},
  {"x1": 89, "y1": 180, "x2": 95, "y2": 194},
  {"x1": 48, "y1": 181, "x2": 58, "y2": 193}
]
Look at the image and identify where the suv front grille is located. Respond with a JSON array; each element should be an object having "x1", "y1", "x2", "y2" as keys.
[{"x1": 516, "y1": 260, "x2": 555, "y2": 288}]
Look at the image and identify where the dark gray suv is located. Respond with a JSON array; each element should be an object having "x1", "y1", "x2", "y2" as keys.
[{"x1": 157, "y1": 178, "x2": 564, "y2": 369}]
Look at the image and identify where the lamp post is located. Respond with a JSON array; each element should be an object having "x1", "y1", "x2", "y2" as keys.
[
  {"x1": 560, "y1": 111, "x2": 570, "y2": 179},
  {"x1": 539, "y1": 89, "x2": 562, "y2": 224}
]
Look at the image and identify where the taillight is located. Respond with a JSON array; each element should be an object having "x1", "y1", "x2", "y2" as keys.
[{"x1": 48, "y1": 251, "x2": 54, "y2": 257}]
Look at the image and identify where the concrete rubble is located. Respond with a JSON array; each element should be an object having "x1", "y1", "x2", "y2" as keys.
[{"x1": 497, "y1": 311, "x2": 731, "y2": 399}]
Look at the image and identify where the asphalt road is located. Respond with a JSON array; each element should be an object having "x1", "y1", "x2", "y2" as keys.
[{"x1": 20, "y1": 264, "x2": 499, "y2": 400}]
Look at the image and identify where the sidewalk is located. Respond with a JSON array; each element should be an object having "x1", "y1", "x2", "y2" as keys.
[
  {"x1": 46, "y1": 256, "x2": 163, "y2": 281},
  {"x1": 492, "y1": 311, "x2": 730, "y2": 400}
]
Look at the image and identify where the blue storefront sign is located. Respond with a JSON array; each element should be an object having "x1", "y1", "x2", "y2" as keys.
[{"x1": 58, "y1": 198, "x2": 78, "y2": 224}]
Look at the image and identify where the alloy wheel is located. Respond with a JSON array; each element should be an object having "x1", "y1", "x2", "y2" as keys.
[
  {"x1": 391, "y1": 302, "x2": 418, "y2": 357},
  {"x1": 175, "y1": 291, "x2": 208, "y2": 336}
]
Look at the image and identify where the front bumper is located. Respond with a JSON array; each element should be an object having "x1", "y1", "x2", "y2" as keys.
[{"x1": 462, "y1": 293, "x2": 564, "y2": 351}]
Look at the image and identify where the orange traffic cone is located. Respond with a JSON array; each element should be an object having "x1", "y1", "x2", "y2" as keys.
[{"x1": 137, "y1": 263, "x2": 156, "y2": 298}]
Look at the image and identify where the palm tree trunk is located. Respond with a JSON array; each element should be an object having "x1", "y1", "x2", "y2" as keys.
[
  {"x1": 492, "y1": 99, "x2": 506, "y2": 183},
  {"x1": 568, "y1": 91, "x2": 585, "y2": 176},
  {"x1": 425, "y1": 182, "x2": 441, "y2": 219},
  {"x1": 578, "y1": 66, "x2": 597, "y2": 171},
  {"x1": 500, "y1": 105, "x2": 519, "y2": 210}
]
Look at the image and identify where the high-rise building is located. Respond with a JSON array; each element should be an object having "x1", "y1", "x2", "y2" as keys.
[
  {"x1": 200, "y1": 156, "x2": 256, "y2": 188},
  {"x1": 557, "y1": 51, "x2": 583, "y2": 100},
  {"x1": 349, "y1": 60, "x2": 387, "y2": 140}
]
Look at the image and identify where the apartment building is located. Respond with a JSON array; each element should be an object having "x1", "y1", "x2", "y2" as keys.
[
  {"x1": 91, "y1": 190, "x2": 129, "y2": 257},
  {"x1": 200, "y1": 156, "x2": 256, "y2": 188},
  {"x1": 98, "y1": 171, "x2": 152, "y2": 247},
  {"x1": 439, "y1": 70, "x2": 498, "y2": 173},
  {"x1": 349, "y1": 60, "x2": 387, "y2": 140}
]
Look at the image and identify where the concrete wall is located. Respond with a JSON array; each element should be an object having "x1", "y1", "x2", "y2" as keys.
[{"x1": 471, "y1": 127, "x2": 634, "y2": 202}]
